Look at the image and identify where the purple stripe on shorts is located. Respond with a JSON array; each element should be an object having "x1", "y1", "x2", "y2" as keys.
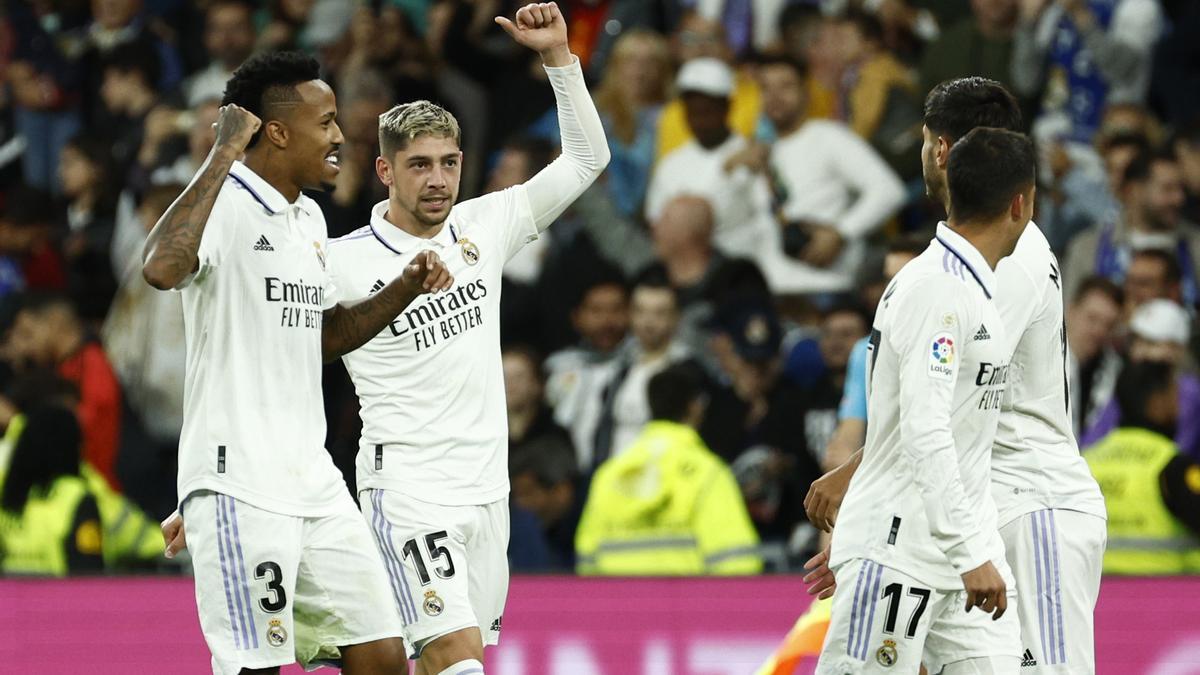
[
  {"x1": 1048, "y1": 511, "x2": 1067, "y2": 664},
  {"x1": 846, "y1": 560, "x2": 871, "y2": 658},
  {"x1": 1031, "y1": 511, "x2": 1049, "y2": 662},
  {"x1": 370, "y1": 490, "x2": 415, "y2": 624},
  {"x1": 214, "y1": 495, "x2": 242, "y2": 650},
  {"x1": 226, "y1": 496, "x2": 259, "y2": 648},
  {"x1": 379, "y1": 492, "x2": 420, "y2": 624},
  {"x1": 1038, "y1": 510, "x2": 1058, "y2": 664},
  {"x1": 218, "y1": 495, "x2": 252, "y2": 651},
  {"x1": 858, "y1": 562, "x2": 885, "y2": 660}
]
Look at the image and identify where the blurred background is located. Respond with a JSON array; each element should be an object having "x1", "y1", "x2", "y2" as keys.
[{"x1": 1, "y1": 0, "x2": 1199, "y2": 672}]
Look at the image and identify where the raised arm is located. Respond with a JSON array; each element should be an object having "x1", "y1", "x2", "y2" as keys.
[
  {"x1": 142, "y1": 105, "x2": 260, "y2": 290},
  {"x1": 322, "y1": 250, "x2": 452, "y2": 362},
  {"x1": 496, "y1": 2, "x2": 610, "y2": 231}
]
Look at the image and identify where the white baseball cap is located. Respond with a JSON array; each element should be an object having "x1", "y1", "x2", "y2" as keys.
[
  {"x1": 1130, "y1": 299, "x2": 1191, "y2": 345},
  {"x1": 675, "y1": 57, "x2": 735, "y2": 98}
]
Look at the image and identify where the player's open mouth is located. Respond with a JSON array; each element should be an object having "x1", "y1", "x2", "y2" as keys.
[
  {"x1": 325, "y1": 151, "x2": 340, "y2": 170},
  {"x1": 422, "y1": 197, "x2": 448, "y2": 209}
]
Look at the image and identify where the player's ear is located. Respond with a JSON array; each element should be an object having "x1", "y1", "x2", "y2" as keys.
[
  {"x1": 262, "y1": 120, "x2": 288, "y2": 149},
  {"x1": 936, "y1": 135, "x2": 951, "y2": 169},
  {"x1": 376, "y1": 156, "x2": 392, "y2": 186},
  {"x1": 1009, "y1": 192, "x2": 1024, "y2": 222}
]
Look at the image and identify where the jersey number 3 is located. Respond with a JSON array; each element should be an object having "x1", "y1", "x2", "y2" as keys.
[{"x1": 402, "y1": 531, "x2": 457, "y2": 585}]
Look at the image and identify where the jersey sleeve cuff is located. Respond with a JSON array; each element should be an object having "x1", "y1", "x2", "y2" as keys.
[{"x1": 943, "y1": 535, "x2": 990, "y2": 576}]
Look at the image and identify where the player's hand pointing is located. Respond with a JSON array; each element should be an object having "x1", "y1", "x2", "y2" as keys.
[
  {"x1": 961, "y1": 561, "x2": 1007, "y2": 620},
  {"x1": 213, "y1": 104, "x2": 261, "y2": 155},
  {"x1": 496, "y1": 3, "x2": 571, "y2": 66},
  {"x1": 161, "y1": 510, "x2": 187, "y2": 559},
  {"x1": 403, "y1": 250, "x2": 453, "y2": 294}
]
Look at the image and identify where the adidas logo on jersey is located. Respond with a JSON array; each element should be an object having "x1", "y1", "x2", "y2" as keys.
[
  {"x1": 973, "y1": 324, "x2": 991, "y2": 341},
  {"x1": 490, "y1": 617, "x2": 503, "y2": 633},
  {"x1": 1021, "y1": 649, "x2": 1037, "y2": 667},
  {"x1": 370, "y1": 279, "x2": 386, "y2": 294},
  {"x1": 253, "y1": 235, "x2": 275, "y2": 251}
]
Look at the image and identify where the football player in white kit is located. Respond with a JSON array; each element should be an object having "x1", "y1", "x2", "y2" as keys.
[
  {"x1": 326, "y1": 4, "x2": 609, "y2": 675},
  {"x1": 145, "y1": 52, "x2": 452, "y2": 674},
  {"x1": 806, "y1": 78, "x2": 1108, "y2": 674},
  {"x1": 814, "y1": 128, "x2": 1035, "y2": 674}
]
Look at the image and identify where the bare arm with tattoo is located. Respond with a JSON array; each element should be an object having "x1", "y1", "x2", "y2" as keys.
[
  {"x1": 142, "y1": 104, "x2": 261, "y2": 290},
  {"x1": 321, "y1": 249, "x2": 453, "y2": 362}
]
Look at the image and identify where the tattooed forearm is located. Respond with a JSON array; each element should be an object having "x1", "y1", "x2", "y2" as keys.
[
  {"x1": 322, "y1": 279, "x2": 421, "y2": 362},
  {"x1": 142, "y1": 145, "x2": 240, "y2": 290}
]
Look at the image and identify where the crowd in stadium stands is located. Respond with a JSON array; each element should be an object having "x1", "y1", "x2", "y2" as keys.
[{"x1": 1, "y1": 0, "x2": 1200, "y2": 576}]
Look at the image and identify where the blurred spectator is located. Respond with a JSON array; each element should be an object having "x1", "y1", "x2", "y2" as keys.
[
  {"x1": 592, "y1": 268, "x2": 693, "y2": 462},
  {"x1": 800, "y1": 302, "x2": 869, "y2": 468},
  {"x1": 1063, "y1": 149, "x2": 1198, "y2": 305},
  {"x1": 6, "y1": 0, "x2": 86, "y2": 193},
  {"x1": 656, "y1": 13, "x2": 761, "y2": 159},
  {"x1": 920, "y1": 0, "x2": 1020, "y2": 100},
  {"x1": 1067, "y1": 277, "x2": 1124, "y2": 439},
  {"x1": 137, "y1": 98, "x2": 221, "y2": 191},
  {"x1": 1085, "y1": 361, "x2": 1200, "y2": 574},
  {"x1": 776, "y1": 4, "x2": 839, "y2": 121},
  {"x1": 1081, "y1": 299, "x2": 1200, "y2": 461},
  {"x1": 102, "y1": 184, "x2": 184, "y2": 507},
  {"x1": 701, "y1": 299, "x2": 822, "y2": 551},
  {"x1": 833, "y1": 10, "x2": 922, "y2": 158},
  {"x1": 1175, "y1": 121, "x2": 1200, "y2": 226},
  {"x1": 0, "y1": 187, "x2": 64, "y2": 295},
  {"x1": 1123, "y1": 248, "x2": 1183, "y2": 314},
  {"x1": 95, "y1": 41, "x2": 163, "y2": 177},
  {"x1": 6, "y1": 294, "x2": 123, "y2": 490},
  {"x1": 689, "y1": 0, "x2": 790, "y2": 57},
  {"x1": 575, "y1": 363, "x2": 762, "y2": 575},
  {"x1": 645, "y1": 57, "x2": 773, "y2": 262},
  {"x1": 321, "y1": 69, "x2": 395, "y2": 235},
  {"x1": 81, "y1": 0, "x2": 183, "y2": 99},
  {"x1": 258, "y1": 0, "x2": 317, "y2": 53},
  {"x1": 58, "y1": 136, "x2": 120, "y2": 322},
  {"x1": 490, "y1": 137, "x2": 557, "y2": 286},
  {"x1": 183, "y1": 0, "x2": 256, "y2": 107},
  {"x1": 1012, "y1": 0, "x2": 1163, "y2": 144},
  {"x1": 546, "y1": 270, "x2": 630, "y2": 470},
  {"x1": 592, "y1": 29, "x2": 672, "y2": 218},
  {"x1": 504, "y1": 344, "x2": 580, "y2": 571},
  {"x1": 0, "y1": 405, "x2": 103, "y2": 576},
  {"x1": 747, "y1": 55, "x2": 905, "y2": 294}
]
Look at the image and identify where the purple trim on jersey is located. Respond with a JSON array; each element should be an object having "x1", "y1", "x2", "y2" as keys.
[
  {"x1": 331, "y1": 231, "x2": 374, "y2": 244},
  {"x1": 214, "y1": 496, "x2": 243, "y2": 649},
  {"x1": 857, "y1": 562, "x2": 885, "y2": 660},
  {"x1": 936, "y1": 235, "x2": 991, "y2": 298},
  {"x1": 1048, "y1": 510, "x2": 1067, "y2": 664},
  {"x1": 218, "y1": 495, "x2": 253, "y2": 650},
  {"x1": 457, "y1": 669, "x2": 484, "y2": 675},
  {"x1": 228, "y1": 173, "x2": 278, "y2": 216},
  {"x1": 449, "y1": 224, "x2": 459, "y2": 243},
  {"x1": 369, "y1": 224, "x2": 408, "y2": 256},
  {"x1": 225, "y1": 495, "x2": 259, "y2": 648},
  {"x1": 846, "y1": 561, "x2": 871, "y2": 658}
]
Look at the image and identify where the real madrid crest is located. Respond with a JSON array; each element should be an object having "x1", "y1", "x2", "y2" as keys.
[
  {"x1": 313, "y1": 241, "x2": 327, "y2": 270},
  {"x1": 423, "y1": 590, "x2": 445, "y2": 617},
  {"x1": 875, "y1": 639, "x2": 898, "y2": 667},
  {"x1": 459, "y1": 238, "x2": 480, "y2": 266},
  {"x1": 267, "y1": 619, "x2": 288, "y2": 647}
]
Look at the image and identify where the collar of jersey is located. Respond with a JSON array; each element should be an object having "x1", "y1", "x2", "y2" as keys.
[
  {"x1": 367, "y1": 199, "x2": 456, "y2": 255},
  {"x1": 935, "y1": 222, "x2": 996, "y2": 299},
  {"x1": 228, "y1": 161, "x2": 309, "y2": 216}
]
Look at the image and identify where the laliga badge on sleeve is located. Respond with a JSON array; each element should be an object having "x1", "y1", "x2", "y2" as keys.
[
  {"x1": 928, "y1": 332, "x2": 956, "y2": 380},
  {"x1": 459, "y1": 238, "x2": 480, "y2": 266},
  {"x1": 313, "y1": 242, "x2": 327, "y2": 270}
]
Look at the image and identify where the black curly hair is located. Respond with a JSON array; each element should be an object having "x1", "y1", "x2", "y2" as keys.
[
  {"x1": 221, "y1": 51, "x2": 322, "y2": 149},
  {"x1": 924, "y1": 77, "x2": 1022, "y2": 143}
]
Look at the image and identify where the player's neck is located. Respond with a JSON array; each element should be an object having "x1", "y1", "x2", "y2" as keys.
[
  {"x1": 242, "y1": 151, "x2": 302, "y2": 203},
  {"x1": 946, "y1": 218, "x2": 1007, "y2": 270},
  {"x1": 385, "y1": 196, "x2": 445, "y2": 240}
]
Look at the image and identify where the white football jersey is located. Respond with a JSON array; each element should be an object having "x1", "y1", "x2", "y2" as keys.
[
  {"x1": 330, "y1": 193, "x2": 536, "y2": 506},
  {"x1": 991, "y1": 223, "x2": 1106, "y2": 526},
  {"x1": 175, "y1": 161, "x2": 346, "y2": 516},
  {"x1": 831, "y1": 223, "x2": 1010, "y2": 591}
]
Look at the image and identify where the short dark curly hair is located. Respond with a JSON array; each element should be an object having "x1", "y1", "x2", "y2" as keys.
[{"x1": 221, "y1": 51, "x2": 322, "y2": 149}]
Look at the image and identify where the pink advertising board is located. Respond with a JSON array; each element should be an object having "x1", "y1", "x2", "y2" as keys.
[{"x1": 1, "y1": 576, "x2": 1197, "y2": 673}]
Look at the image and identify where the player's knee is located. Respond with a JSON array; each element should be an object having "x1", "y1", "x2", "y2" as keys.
[
  {"x1": 435, "y1": 659, "x2": 484, "y2": 675},
  {"x1": 340, "y1": 636, "x2": 409, "y2": 675}
]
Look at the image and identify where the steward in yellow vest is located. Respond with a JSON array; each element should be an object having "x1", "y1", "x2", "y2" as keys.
[
  {"x1": 0, "y1": 407, "x2": 104, "y2": 576},
  {"x1": 576, "y1": 364, "x2": 762, "y2": 575},
  {"x1": 1084, "y1": 361, "x2": 1200, "y2": 574}
]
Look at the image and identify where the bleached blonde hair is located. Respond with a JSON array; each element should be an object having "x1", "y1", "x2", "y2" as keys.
[{"x1": 378, "y1": 100, "x2": 461, "y2": 158}]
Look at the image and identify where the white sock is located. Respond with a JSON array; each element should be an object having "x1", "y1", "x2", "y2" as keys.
[{"x1": 436, "y1": 659, "x2": 484, "y2": 675}]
